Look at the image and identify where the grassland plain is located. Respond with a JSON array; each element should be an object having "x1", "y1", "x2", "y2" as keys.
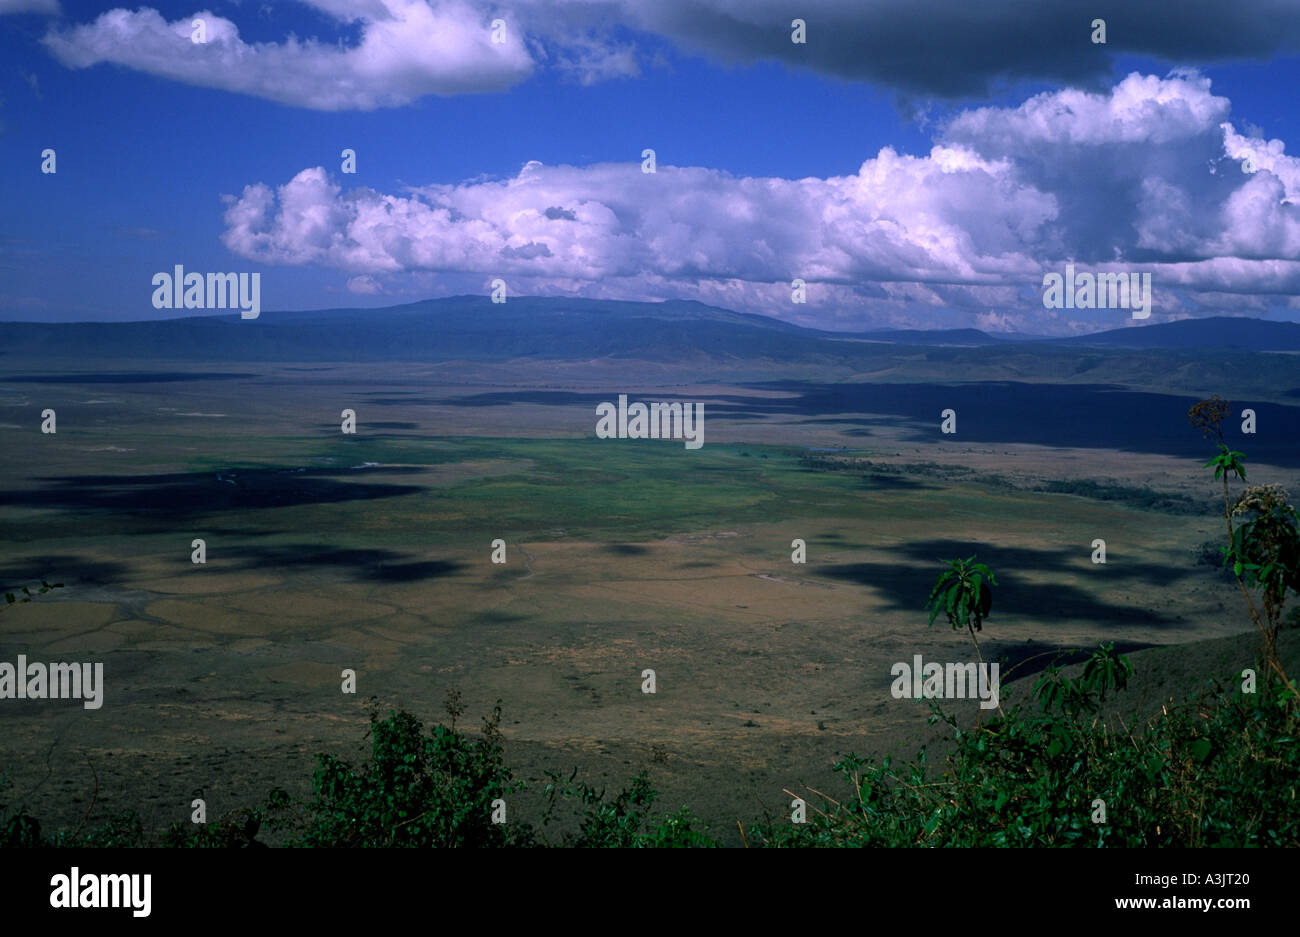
[{"x1": 1, "y1": 360, "x2": 1295, "y2": 845}]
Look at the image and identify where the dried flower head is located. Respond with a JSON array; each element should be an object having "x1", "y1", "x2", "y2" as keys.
[{"x1": 1188, "y1": 395, "x2": 1229, "y2": 439}]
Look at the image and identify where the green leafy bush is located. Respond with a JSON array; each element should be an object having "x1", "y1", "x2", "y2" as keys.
[
  {"x1": 286, "y1": 693, "x2": 528, "y2": 847},
  {"x1": 1190, "y1": 395, "x2": 1300, "y2": 682},
  {"x1": 541, "y1": 769, "x2": 716, "y2": 847},
  {"x1": 755, "y1": 660, "x2": 1298, "y2": 848}
]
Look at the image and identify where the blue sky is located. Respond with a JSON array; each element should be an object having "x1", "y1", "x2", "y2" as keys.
[{"x1": 3, "y1": 1, "x2": 1300, "y2": 334}]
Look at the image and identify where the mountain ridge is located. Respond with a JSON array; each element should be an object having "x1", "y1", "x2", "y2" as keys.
[{"x1": 4, "y1": 297, "x2": 1299, "y2": 361}]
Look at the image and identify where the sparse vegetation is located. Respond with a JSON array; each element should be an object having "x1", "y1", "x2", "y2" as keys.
[
  {"x1": 1190, "y1": 395, "x2": 1300, "y2": 684},
  {"x1": 798, "y1": 455, "x2": 1207, "y2": 514},
  {"x1": 1030, "y1": 479, "x2": 1202, "y2": 514},
  {"x1": 1, "y1": 691, "x2": 715, "y2": 848},
  {"x1": 754, "y1": 660, "x2": 1298, "y2": 847},
  {"x1": 540, "y1": 769, "x2": 716, "y2": 847}
]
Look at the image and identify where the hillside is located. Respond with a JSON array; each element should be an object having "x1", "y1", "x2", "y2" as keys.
[
  {"x1": 0, "y1": 296, "x2": 875, "y2": 364},
  {"x1": 1051, "y1": 315, "x2": 1300, "y2": 351}
]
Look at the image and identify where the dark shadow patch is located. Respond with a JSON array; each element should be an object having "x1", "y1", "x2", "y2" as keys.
[
  {"x1": 0, "y1": 466, "x2": 424, "y2": 518},
  {"x1": 0, "y1": 555, "x2": 132, "y2": 589},
  {"x1": 863, "y1": 473, "x2": 935, "y2": 491},
  {"x1": 326, "y1": 433, "x2": 440, "y2": 442},
  {"x1": 367, "y1": 560, "x2": 464, "y2": 583},
  {"x1": 227, "y1": 544, "x2": 465, "y2": 583},
  {"x1": 605, "y1": 543, "x2": 650, "y2": 555},
  {"x1": 315, "y1": 421, "x2": 420, "y2": 431},
  {"x1": 2, "y1": 372, "x2": 253, "y2": 384},
  {"x1": 198, "y1": 528, "x2": 285, "y2": 538},
  {"x1": 472, "y1": 610, "x2": 530, "y2": 625},
  {"x1": 715, "y1": 380, "x2": 1300, "y2": 468},
  {"x1": 482, "y1": 567, "x2": 532, "y2": 586},
  {"x1": 443, "y1": 390, "x2": 684, "y2": 409},
  {"x1": 228, "y1": 545, "x2": 397, "y2": 569},
  {"x1": 362, "y1": 396, "x2": 442, "y2": 406},
  {"x1": 987, "y1": 639, "x2": 1160, "y2": 684},
  {"x1": 429, "y1": 380, "x2": 1300, "y2": 465},
  {"x1": 816, "y1": 539, "x2": 1190, "y2": 627},
  {"x1": 896, "y1": 539, "x2": 1190, "y2": 587},
  {"x1": 676, "y1": 561, "x2": 717, "y2": 569}
]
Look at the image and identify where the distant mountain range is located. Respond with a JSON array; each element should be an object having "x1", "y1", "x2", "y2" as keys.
[
  {"x1": 836, "y1": 314, "x2": 1300, "y2": 350},
  {"x1": 1052, "y1": 316, "x2": 1300, "y2": 351},
  {"x1": 3, "y1": 297, "x2": 1299, "y2": 362}
]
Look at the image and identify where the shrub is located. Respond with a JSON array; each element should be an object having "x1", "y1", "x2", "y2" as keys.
[
  {"x1": 755, "y1": 656, "x2": 1299, "y2": 848},
  {"x1": 540, "y1": 769, "x2": 717, "y2": 847},
  {"x1": 285, "y1": 692, "x2": 528, "y2": 847}
]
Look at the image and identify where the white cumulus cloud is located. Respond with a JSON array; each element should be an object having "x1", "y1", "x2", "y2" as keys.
[
  {"x1": 42, "y1": 1, "x2": 534, "y2": 110},
  {"x1": 217, "y1": 72, "x2": 1300, "y2": 330}
]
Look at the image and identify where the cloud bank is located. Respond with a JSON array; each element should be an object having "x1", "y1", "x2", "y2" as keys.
[
  {"x1": 219, "y1": 72, "x2": 1300, "y2": 332},
  {"x1": 40, "y1": 1, "x2": 1300, "y2": 109}
]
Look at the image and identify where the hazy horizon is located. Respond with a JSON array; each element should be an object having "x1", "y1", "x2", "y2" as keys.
[{"x1": 1, "y1": 292, "x2": 1291, "y2": 340}]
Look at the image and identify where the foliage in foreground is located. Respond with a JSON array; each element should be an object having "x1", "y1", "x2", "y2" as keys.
[
  {"x1": 1190, "y1": 395, "x2": 1300, "y2": 681},
  {"x1": 2, "y1": 689, "x2": 715, "y2": 848},
  {"x1": 539, "y1": 769, "x2": 715, "y2": 847},
  {"x1": 11, "y1": 655, "x2": 1294, "y2": 849},
  {"x1": 755, "y1": 656, "x2": 1299, "y2": 848}
]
